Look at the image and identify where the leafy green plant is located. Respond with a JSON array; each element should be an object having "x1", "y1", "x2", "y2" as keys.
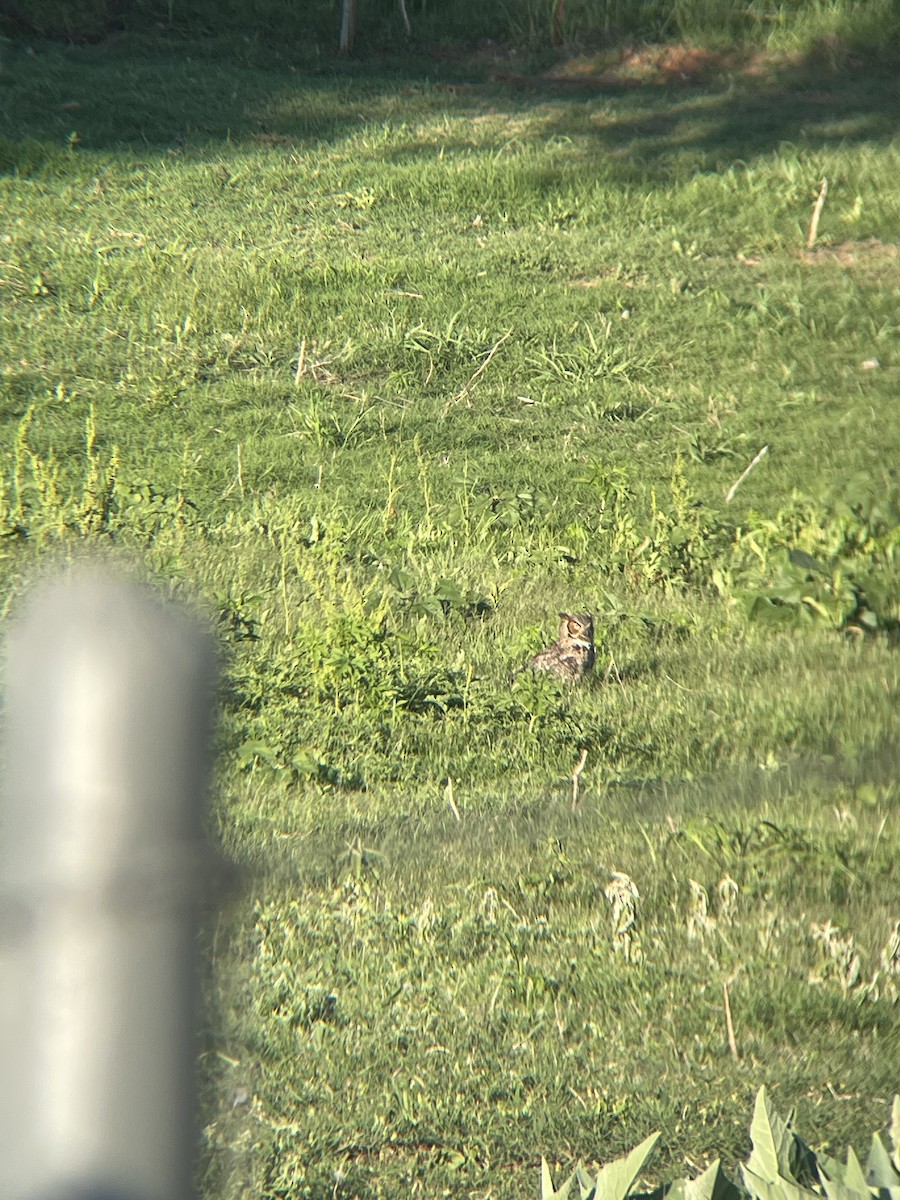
[
  {"x1": 0, "y1": 406, "x2": 204, "y2": 555},
  {"x1": 0, "y1": 406, "x2": 120, "y2": 546},
  {"x1": 729, "y1": 477, "x2": 900, "y2": 633},
  {"x1": 741, "y1": 1087, "x2": 900, "y2": 1200},
  {"x1": 541, "y1": 1089, "x2": 900, "y2": 1200},
  {"x1": 388, "y1": 566, "x2": 494, "y2": 621},
  {"x1": 541, "y1": 1131, "x2": 661, "y2": 1200},
  {"x1": 287, "y1": 392, "x2": 378, "y2": 451},
  {"x1": 580, "y1": 457, "x2": 729, "y2": 587}
]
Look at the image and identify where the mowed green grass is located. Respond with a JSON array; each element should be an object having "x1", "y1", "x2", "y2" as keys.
[{"x1": 1, "y1": 35, "x2": 898, "y2": 1200}]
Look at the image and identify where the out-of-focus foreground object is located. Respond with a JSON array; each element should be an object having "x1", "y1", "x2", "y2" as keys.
[{"x1": 0, "y1": 570, "x2": 217, "y2": 1200}]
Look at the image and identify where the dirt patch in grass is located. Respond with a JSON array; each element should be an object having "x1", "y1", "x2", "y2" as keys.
[
  {"x1": 602, "y1": 44, "x2": 745, "y2": 84},
  {"x1": 793, "y1": 239, "x2": 900, "y2": 287},
  {"x1": 794, "y1": 238, "x2": 900, "y2": 269},
  {"x1": 488, "y1": 39, "x2": 877, "y2": 92}
]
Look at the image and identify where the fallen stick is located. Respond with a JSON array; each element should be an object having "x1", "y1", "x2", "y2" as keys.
[
  {"x1": 725, "y1": 444, "x2": 768, "y2": 504},
  {"x1": 807, "y1": 177, "x2": 828, "y2": 250},
  {"x1": 447, "y1": 329, "x2": 512, "y2": 410},
  {"x1": 445, "y1": 776, "x2": 461, "y2": 822},
  {"x1": 723, "y1": 981, "x2": 740, "y2": 1060},
  {"x1": 294, "y1": 337, "x2": 307, "y2": 386}
]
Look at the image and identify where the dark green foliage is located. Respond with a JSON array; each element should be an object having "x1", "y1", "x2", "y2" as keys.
[{"x1": 6, "y1": 0, "x2": 900, "y2": 58}]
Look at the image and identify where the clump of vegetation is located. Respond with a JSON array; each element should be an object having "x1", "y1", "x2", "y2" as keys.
[
  {"x1": 728, "y1": 476, "x2": 900, "y2": 635},
  {"x1": 542, "y1": 1088, "x2": 900, "y2": 1200}
]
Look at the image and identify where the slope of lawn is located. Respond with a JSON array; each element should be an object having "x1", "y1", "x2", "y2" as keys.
[{"x1": 1, "y1": 28, "x2": 898, "y2": 1199}]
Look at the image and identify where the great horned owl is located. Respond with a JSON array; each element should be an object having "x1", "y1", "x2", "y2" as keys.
[{"x1": 526, "y1": 612, "x2": 595, "y2": 682}]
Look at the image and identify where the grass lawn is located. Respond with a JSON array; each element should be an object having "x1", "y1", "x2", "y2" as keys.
[{"x1": 1, "y1": 26, "x2": 898, "y2": 1199}]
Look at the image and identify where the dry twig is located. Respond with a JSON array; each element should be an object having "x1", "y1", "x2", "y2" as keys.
[
  {"x1": 294, "y1": 338, "x2": 307, "y2": 386},
  {"x1": 807, "y1": 177, "x2": 828, "y2": 250},
  {"x1": 445, "y1": 776, "x2": 461, "y2": 822},
  {"x1": 723, "y1": 980, "x2": 740, "y2": 1060},
  {"x1": 446, "y1": 329, "x2": 512, "y2": 411},
  {"x1": 725, "y1": 444, "x2": 768, "y2": 503}
]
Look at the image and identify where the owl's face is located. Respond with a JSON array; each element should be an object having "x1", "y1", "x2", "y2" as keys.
[{"x1": 558, "y1": 612, "x2": 594, "y2": 649}]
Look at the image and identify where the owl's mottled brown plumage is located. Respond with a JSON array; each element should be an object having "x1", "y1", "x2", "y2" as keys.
[{"x1": 526, "y1": 612, "x2": 595, "y2": 682}]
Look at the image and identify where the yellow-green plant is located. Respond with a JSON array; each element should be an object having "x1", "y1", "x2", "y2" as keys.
[{"x1": 542, "y1": 1088, "x2": 900, "y2": 1200}]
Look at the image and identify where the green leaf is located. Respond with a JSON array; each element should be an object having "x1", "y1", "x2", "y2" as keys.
[
  {"x1": 577, "y1": 1164, "x2": 598, "y2": 1199},
  {"x1": 744, "y1": 1089, "x2": 820, "y2": 1196},
  {"x1": 410, "y1": 594, "x2": 444, "y2": 618},
  {"x1": 590, "y1": 1131, "x2": 660, "y2": 1200},
  {"x1": 289, "y1": 749, "x2": 321, "y2": 778},
  {"x1": 789, "y1": 548, "x2": 824, "y2": 573},
  {"x1": 843, "y1": 1146, "x2": 869, "y2": 1195},
  {"x1": 746, "y1": 1087, "x2": 798, "y2": 1183},
  {"x1": 236, "y1": 740, "x2": 281, "y2": 767},
  {"x1": 388, "y1": 566, "x2": 416, "y2": 592},
  {"x1": 819, "y1": 1146, "x2": 871, "y2": 1200},
  {"x1": 801, "y1": 595, "x2": 834, "y2": 621},
  {"x1": 741, "y1": 1165, "x2": 817, "y2": 1200},
  {"x1": 820, "y1": 1176, "x2": 867, "y2": 1200},
  {"x1": 744, "y1": 595, "x2": 799, "y2": 626},
  {"x1": 665, "y1": 1160, "x2": 743, "y2": 1200},
  {"x1": 856, "y1": 608, "x2": 880, "y2": 630},
  {"x1": 542, "y1": 1157, "x2": 579, "y2": 1200},
  {"x1": 868, "y1": 1133, "x2": 900, "y2": 1190},
  {"x1": 890, "y1": 1096, "x2": 900, "y2": 1174},
  {"x1": 434, "y1": 578, "x2": 465, "y2": 605},
  {"x1": 816, "y1": 1146, "x2": 845, "y2": 1185},
  {"x1": 746, "y1": 1087, "x2": 787, "y2": 1183}
]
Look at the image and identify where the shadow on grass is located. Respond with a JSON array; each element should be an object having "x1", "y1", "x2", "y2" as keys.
[
  {"x1": 535, "y1": 62, "x2": 900, "y2": 179},
  {"x1": 378, "y1": 58, "x2": 900, "y2": 184},
  {"x1": 0, "y1": 34, "x2": 897, "y2": 180}
]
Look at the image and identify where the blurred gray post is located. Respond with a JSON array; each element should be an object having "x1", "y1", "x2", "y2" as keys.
[
  {"x1": 339, "y1": 0, "x2": 357, "y2": 51},
  {"x1": 0, "y1": 571, "x2": 216, "y2": 1200}
]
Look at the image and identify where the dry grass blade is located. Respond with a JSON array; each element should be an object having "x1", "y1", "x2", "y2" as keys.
[
  {"x1": 446, "y1": 328, "x2": 513, "y2": 411},
  {"x1": 807, "y1": 177, "x2": 828, "y2": 249},
  {"x1": 725, "y1": 444, "x2": 769, "y2": 503},
  {"x1": 723, "y1": 980, "x2": 740, "y2": 1060},
  {"x1": 294, "y1": 337, "x2": 307, "y2": 386},
  {"x1": 445, "y1": 776, "x2": 461, "y2": 822}
]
